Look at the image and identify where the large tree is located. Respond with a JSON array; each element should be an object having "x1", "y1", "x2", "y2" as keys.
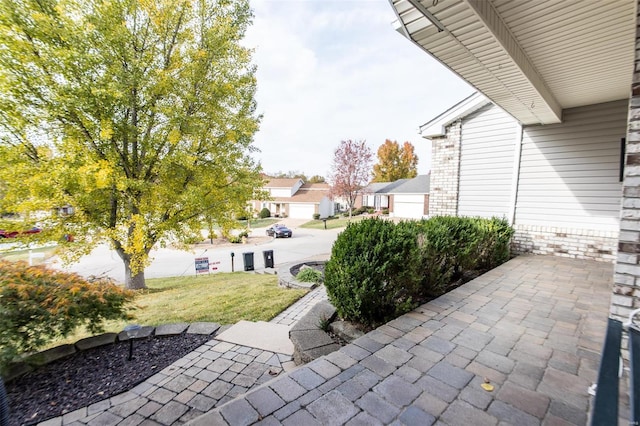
[
  {"x1": 0, "y1": 0, "x2": 262, "y2": 289},
  {"x1": 329, "y1": 139, "x2": 373, "y2": 215},
  {"x1": 372, "y1": 140, "x2": 419, "y2": 182}
]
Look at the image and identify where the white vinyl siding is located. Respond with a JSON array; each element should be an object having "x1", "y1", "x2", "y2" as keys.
[
  {"x1": 458, "y1": 104, "x2": 517, "y2": 218},
  {"x1": 515, "y1": 100, "x2": 626, "y2": 231}
]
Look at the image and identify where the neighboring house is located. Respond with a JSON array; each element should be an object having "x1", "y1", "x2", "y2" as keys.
[
  {"x1": 361, "y1": 182, "x2": 394, "y2": 211},
  {"x1": 385, "y1": 174, "x2": 430, "y2": 219},
  {"x1": 362, "y1": 175, "x2": 430, "y2": 219},
  {"x1": 251, "y1": 179, "x2": 334, "y2": 219},
  {"x1": 388, "y1": 0, "x2": 637, "y2": 319}
]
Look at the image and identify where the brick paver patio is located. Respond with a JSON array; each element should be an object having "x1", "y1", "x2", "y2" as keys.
[
  {"x1": 39, "y1": 255, "x2": 616, "y2": 425},
  {"x1": 187, "y1": 254, "x2": 615, "y2": 425}
]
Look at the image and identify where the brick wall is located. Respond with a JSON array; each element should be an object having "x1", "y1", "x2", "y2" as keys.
[
  {"x1": 429, "y1": 120, "x2": 461, "y2": 216},
  {"x1": 512, "y1": 224, "x2": 617, "y2": 263},
  {"x1": 612, "y1": 4, "x2": 640, "y2": 320}
]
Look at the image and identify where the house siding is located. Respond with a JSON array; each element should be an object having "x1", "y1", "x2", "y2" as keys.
[
  {"x1": 458, "y1": 104, "x2": 517, "y2": 218},
  {"x1": 516, "y1": 100, "x2": 626, "y2": 231}
]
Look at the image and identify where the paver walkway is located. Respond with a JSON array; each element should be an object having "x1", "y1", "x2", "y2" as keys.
[
  {"x1": 40, "y1": 255, "x2": 616, "y2": 425},
  {"x1": 186, "y1": 254, "x2": 615, "y2": 425},
  {"x1": 38, "y1": 285, "x2": 328, "y2": 426}
]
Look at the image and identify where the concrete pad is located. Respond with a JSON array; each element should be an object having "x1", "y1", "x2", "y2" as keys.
[{"x1": 216, "y1": 320, "x2": 294, "y2": 355}]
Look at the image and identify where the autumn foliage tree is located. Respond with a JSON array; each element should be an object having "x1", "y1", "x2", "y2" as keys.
[
  {"x1": 372, "y1": 140, "x2": 419, "y2": 182},
  {"x1": 0, "y1": 0, "x2": 262, "y2": 289},
  {"x1": 329, "y1": 140, "x2": 373, "y2": 215}
]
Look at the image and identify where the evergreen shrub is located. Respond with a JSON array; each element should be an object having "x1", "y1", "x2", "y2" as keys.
[
  {"x1": 324, "y1": 218, "x2": 422, "y2": 327},
  {"x1": 324, "y1": 216, "x2": 514, "y2": 327},
  {"x1": 259, "y1": 208, "x2": 270, "y2": 219}
]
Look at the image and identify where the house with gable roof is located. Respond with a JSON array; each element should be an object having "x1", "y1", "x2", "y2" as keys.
[
  {"x1": 362, "y1": 175, "x2": 430, "y2": 219},
  {"x1": 388, "y1": 0, "x2": 637, "y2": 320},
  {"x1": 250, "y1": 178, "x2": 335, "y2": 219}
]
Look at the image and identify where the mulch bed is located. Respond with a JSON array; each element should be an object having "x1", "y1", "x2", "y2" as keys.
[{"x1": 6, "y1": 333, "x2": 211, "y2": 426}]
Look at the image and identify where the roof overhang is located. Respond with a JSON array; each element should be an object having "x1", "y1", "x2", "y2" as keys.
[
  {"x1": 390, "y1": 0, "x2": 636, "y2": 125},
  {"x1": 420, "y1": 92, "x2": 489, "y2": 138}
]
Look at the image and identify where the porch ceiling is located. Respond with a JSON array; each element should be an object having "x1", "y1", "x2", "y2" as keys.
[{"x1": 391, "y1": 0, "x2": 636, "y2": 125}]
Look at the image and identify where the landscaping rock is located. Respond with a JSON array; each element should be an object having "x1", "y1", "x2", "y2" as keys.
[
  {"x1": 118, "y1": 326, "x2": 155, "y2": 341},
  {"x1": 156, "y1": 323, "x2": 190, "y2": 336},
  {"x1": 75, "y1": 333, "x2": 118, "y2": 351},
  {"x1": 329, "y1": 321, "x2": 364, "y2": 343},
  {"x1": 26, "y1": 344, "x2": 76, "y2": 367},
  {"x1": 2, "y1": 361, "x2": 32, "y2": 382},
  {"x1": 186, "y1": 322, "x2": 220, "y2": 335}
]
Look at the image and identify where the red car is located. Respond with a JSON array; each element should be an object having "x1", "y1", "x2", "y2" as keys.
[{"x1": 0, "y1": 227, "x2": 41, "y2": 238}]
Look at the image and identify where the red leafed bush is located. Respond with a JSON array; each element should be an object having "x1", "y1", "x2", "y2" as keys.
[{"x1": 0, "y1": 260, "x2": 133, "y2": 370}]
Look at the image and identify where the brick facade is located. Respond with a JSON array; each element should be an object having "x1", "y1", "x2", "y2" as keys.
[
  {"x1": 511, "y1": 224, "x2": 617, "y2": 263},
  {"x1": 611, "y1": 3, "x2": 640, "y2": 320},
  {"x1": 428, "y1": 120, "x2": 461, "y2": 216}
]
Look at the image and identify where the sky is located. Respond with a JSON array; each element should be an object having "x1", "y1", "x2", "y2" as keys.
[{"x1": 243, "y1": 0, "x2": 474, "y2": 180}]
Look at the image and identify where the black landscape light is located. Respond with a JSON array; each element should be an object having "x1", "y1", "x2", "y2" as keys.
[{"x1": 123, "y1": 324, "x2": 141, "y2": 361}]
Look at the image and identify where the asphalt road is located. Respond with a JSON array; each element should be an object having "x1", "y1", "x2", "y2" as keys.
[{"x1": 51, "y1": 222, "x2": 341, "y2": 283}]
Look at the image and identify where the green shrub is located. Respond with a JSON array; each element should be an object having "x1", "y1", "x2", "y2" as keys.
[
  {"x1": 381, "y1": 208, "x2": 389, "y2": 215},
  {"x1": 296, "y1": 268, "x2": 323, "y2": 284},
  {"x1": 0, "y1": 261, "x2": 133, "y2": 372},
  {"x1": 259, "y1": 208, "x2": 271, "y2": 219},
  {"x1": 324, "y1": 218, "x2": 422, "y2": 327},
  {"x1": 413, "y1": 216, "x2": 514, "y2": 297},
  {"x1": 367, "y1": 208, "x2": 374, "y2": 214},
  {"x1": 313, "y1": 213, "x2": 321, "y2": 220},
  {"x1": 236, "y1": 213, "x2": 248, "y2": 221},
  {"x1": 325, "y1": 216, "x2": 514, "y2": 327}
]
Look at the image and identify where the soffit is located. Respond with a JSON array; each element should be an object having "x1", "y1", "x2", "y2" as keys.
[{"x1": 391, "y1": 0, "x2": 636, "y2": 125}]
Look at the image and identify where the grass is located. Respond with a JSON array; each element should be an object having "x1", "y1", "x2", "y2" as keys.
[
  {"x1": 0, "y1": 245, "x2": 57, "y2": 265},
  {"x1": 46, "y1": 272, "x2": 308, "y2": 347},
  {"x1": 239, "y1": 218, "x2": 279, "y2": 228},
  {"x1": 300, "y1": 215, "x2": 365, "y2": 230}
]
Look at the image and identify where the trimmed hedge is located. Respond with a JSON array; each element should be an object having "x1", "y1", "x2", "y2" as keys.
[
  {"x1": 259, "y1": 208, "x2": 271, "y2": 219},
  {"x1": 325, "y1": 216, "x2": 514, "y2": 327},
  {"x1": 324, "y1": 218, "x2": 422, "y2": 326},
  {"x1": 0, "y1": 261, "x2": 133, "y2": 372}
]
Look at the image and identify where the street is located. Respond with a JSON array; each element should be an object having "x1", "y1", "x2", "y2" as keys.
[{"x1": 51, "y1": 222, "x2": 341, "y2": 283}]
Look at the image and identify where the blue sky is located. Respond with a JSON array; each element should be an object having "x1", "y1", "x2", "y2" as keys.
[{"x1": 244, "y1": 0, "x2": 473, "y2": 179}]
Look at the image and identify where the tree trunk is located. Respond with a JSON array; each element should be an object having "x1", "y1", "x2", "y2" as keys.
[{"x1": 123, "y1": 257, "x2": 146, "y2": 290}]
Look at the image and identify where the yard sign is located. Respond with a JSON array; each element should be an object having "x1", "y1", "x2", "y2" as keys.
[{"x1": 195, "y1": 257, "x2": 209, "y2": 274}]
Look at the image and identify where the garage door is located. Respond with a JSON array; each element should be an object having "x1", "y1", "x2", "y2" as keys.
[
  {"x1": 289, "y1": 203, "x2": 316, "y2": 219},
  {"x1": 393, "y1": 195, "x2": 424, "y2": 219}
]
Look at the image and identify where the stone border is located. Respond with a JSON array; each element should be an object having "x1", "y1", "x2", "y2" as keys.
[
  {"x1": 2, "y1": 322, "x2": 221, "y2": 382},
  {"x1": 278, "y1": 260, "x2": 326, "y2": 289},
  {"x1": 289, "y1": 301, "x2": 341, "y2": 365}
]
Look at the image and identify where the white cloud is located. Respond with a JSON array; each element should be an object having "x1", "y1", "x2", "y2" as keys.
[{"x1": 245, "y1": 0, "x2": 473, "y2": 178}]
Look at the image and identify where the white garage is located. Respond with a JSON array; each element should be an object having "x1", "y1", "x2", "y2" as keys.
[
  {"x1": 392, "y1": 194, "x2": 426, "y2": 219},
  {"x1": 288, "y1": 203, "x2": 316, "y2": 219},
  {"x1": 386, "y1": 175, "x2": 430, "y2": 219}
]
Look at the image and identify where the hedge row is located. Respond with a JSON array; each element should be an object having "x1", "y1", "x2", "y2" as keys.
[{"x1": 324, "y1": 216, "x2": 514, "y2": 327}]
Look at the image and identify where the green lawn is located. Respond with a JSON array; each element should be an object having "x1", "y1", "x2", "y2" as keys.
[
  {"x1": 300, "y1": 215, "x2": 366, "y2": 230},
  {"x1": 47, "y1": 272, "x2": 307, "y2": 347},
  {"x1": 0, "y1": 245, "x2": 57, "y2": 265},
  {"x1": 239, "y1": 218, "x2": 279, "y2": 228}
]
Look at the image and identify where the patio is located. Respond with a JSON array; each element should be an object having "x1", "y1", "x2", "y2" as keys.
[{"x1": 187, "y1": 254, "x2": 616, "y2": 425}]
